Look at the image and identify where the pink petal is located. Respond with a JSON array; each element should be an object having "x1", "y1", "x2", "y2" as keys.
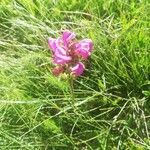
[
  {"x1": 80, "y1": 39, "x2": 93, "y2": 52},
  {"x1": 53, "y1": 54, "x2": 72, "y2": 64},
  {"x1": 48, "y1": 38, "x2": 67, "y2": 55},
  {"x1": 71, "y1": 62, "x2": 85, "y2": 76},
  {"x1": 74, "y1": 39, "x2": 93, "y2": 59},
  {"x1": 53, "y1": 58, "x2": 67, "y2": 64},
  {"x1": 55, "y1": 38, "x2": 67, "y2": 55},
  {"x1": 63, "y1": 30, "x2": 76, "y2": 47},
  {"x1": 56, "y1": 54, "x2": 72, "y2": 61},
  {"x1": 76, "y1": 49, "x2": 91, "y2": 59},
  {"x1": 48, "y1": 38, "x2": 57, "y2": 52}
]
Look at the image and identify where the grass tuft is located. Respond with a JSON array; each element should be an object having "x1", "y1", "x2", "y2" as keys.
[{"x1": 0, "y1": 0, "x2": 150, "y2": 149}]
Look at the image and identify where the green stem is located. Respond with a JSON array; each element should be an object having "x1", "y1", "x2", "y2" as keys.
[{"x1": 69, "y1": 75, "x2": 76, "y2": 111}]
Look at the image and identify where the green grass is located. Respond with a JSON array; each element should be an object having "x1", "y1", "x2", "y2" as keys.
[{"x1": 0, "y1": 0, "x2": 150, "y2": 149}]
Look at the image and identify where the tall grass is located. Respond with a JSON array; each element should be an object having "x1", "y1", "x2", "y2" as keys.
[{"x1": 0, "y1": 0, "x2": 150, "y2": 149}]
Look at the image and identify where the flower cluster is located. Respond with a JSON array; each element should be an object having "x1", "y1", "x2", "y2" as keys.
[{"x1": 48, "y1": 30, "x2": 93, "y2": 77}]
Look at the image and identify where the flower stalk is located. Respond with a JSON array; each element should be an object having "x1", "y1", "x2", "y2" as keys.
[
  {"x1": 68, "y1": 75, "x2": 76, "y2": 111},
  {"x1": 48, "y1": 30, "x2": 93, "y2": 113}
]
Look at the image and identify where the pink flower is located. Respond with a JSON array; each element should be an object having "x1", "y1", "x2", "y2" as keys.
[
  {"x1": 62, "y1": 31, "x2": 76, "y2": 47},
  {"x1": 71, "y1": 62, "x2": 85, "y2": 76},
  {"x1": 74, "y1": 39, "x2": 93, "y2": 59},
  {"x1": 48, "y1": 30, "x2": 93, "y2": 77},
  {"x1": 48, "y1": 37, "x2": 71, "y2": 64}
]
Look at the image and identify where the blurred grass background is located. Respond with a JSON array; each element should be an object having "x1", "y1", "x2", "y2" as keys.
[{"x1": 0, "y1": 0, "x2": 150, "y2": 149}]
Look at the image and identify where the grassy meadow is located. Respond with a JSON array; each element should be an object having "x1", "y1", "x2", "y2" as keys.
[{"x1": 0, "y1": 0, "x2": 150, "y2": 149}]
